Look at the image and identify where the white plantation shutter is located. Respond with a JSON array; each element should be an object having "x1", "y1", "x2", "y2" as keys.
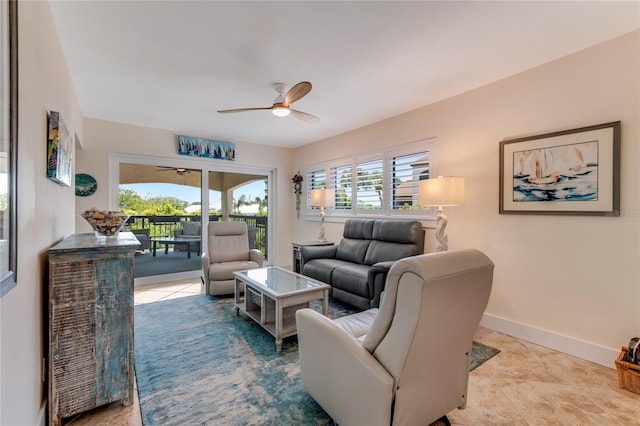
[
  {"x1": 330, "y1": 163, "x2": 352, "y2": 211},
  {"x1": 355, "y1": 158, "x2": 383, "y2": 211},
  {"x1": 391, "y1": 151, "x2": 429, "y2": 210}
]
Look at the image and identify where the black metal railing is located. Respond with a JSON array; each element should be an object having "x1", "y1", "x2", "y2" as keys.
[{"x1": 125, "y1": 214, "x2": 267, "y2": 256}]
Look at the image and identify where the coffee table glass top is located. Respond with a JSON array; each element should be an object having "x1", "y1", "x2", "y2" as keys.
[{"x1": 235, "y1": 267, "x2": 328, "y2": 296}]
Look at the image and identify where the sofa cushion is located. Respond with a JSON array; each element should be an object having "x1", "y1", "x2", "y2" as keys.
[
  {"x1": 332, "y1": 288, "x2": 370, "y2": 312},
  {"x1": 209, "y1": 260, "x2": 260, "y2": 281},
  {"x1": 336, "y1": 238, "x2": 370, "y2": 264},
  {"x1": 363, "y1": 220, "x2": 424, "y2": 265},
  {"x1": 333, "y1": 308, "x2": 378, "y2": 340},
  {"x1": 371, "y1": 219, "x2": 423, "y2": 244},
  {"x1": 332, "y1": 263, "x2": 371, "y2": 298},
  {"x1": 342, "y1": 219, "x2": 375, "y2": 239},
  {"x1": 304, "y1": 259, "x2": 354, "y2": 284},
  {"x1": 364, "y1": 241, "x2": 421, "y2": 266}
]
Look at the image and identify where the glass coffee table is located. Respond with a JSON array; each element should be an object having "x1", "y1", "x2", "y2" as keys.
[{"x1": 234, "y1": 267, "x2": 330, "y2": 352}]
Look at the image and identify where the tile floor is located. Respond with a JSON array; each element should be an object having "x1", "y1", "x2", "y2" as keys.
[{"x1": 66, "y1": 278, "x2": 640, "y2": 425}]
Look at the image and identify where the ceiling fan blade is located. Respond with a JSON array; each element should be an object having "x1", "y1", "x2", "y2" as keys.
[
  {"x1": 290, "y1": 108, "x2": 319, "y2": 122},
  {"x1": 217, "y1": 106, "x2": 273, "y2": 114},
  {"x1": 284, "y1": 82, "x2": 312, "y2": 106}
]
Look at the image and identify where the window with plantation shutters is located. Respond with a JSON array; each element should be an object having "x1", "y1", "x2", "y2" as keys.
[{"x1": 304, "y1": 138, "x2": 435, "y2": 217}]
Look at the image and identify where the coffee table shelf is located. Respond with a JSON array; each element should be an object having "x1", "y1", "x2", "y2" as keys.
[{"x1": 234, "y1": 267, "x2": 329, "y2": 352}]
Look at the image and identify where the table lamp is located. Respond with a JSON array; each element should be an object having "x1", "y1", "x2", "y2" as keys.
[
  {"x1": 419, "y1": 176, "x2": 465, "y2": 252},
  {"x1": 310, "y1": 188, "x2": 335, "y2": 242}
]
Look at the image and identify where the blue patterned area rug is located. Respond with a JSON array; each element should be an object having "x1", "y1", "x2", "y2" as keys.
[{"x1": 134, "y1": 295, "x2": 499, "y2": 425}]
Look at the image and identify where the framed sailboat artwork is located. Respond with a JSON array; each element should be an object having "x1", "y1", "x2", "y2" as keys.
[{"x1": 499, "y1": 121, "x2": 620, "y2": 216}]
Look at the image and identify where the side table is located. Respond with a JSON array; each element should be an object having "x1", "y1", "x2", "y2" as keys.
[{"x1": 291, "y1": 240, "x2": 334, "y2": 273}]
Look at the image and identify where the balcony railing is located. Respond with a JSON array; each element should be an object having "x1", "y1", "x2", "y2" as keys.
[{"x1": 125, "y1": 214, "x2": 268, "y2": 256}]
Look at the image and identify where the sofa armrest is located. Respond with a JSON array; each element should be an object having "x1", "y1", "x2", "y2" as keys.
[
  {"x1": 249, "y1": 249, "x2": 264, "y2": 266},
  {"x1": 299, "y1": 245, "x2": 338, "y2": 264},
  {"x1": 368, "y1": 261, "x2": 395, "y2": 308},
  {"x1": 296, "y1": 309, "x2": 394, "y2": 426}
]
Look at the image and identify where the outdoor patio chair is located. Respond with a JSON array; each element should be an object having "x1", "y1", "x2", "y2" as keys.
[{"x1": 131, "y1": 229, "x2": 151, "y2": 252}]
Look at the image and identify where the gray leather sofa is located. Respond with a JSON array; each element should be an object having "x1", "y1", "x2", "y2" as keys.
[{"x1": 300, "y1": 219, "x2": 425, "y2": 310}]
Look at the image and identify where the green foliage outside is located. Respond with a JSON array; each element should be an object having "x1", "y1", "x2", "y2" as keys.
[{"x1": 119, "y1": 188, "x2": 267, "y2": 216}]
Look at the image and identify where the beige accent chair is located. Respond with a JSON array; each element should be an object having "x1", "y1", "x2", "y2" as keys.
[
  {"x1": 201, "y1": 221, "x2": 263, "y2": 296},
  {"x1": 296, "y1": 249, "x2": 494, "y2": 426}
]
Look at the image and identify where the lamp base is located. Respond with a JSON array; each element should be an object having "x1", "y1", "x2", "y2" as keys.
[
  {"x1": 317, "y1": 207, "x2": 327, "y2": 242},
  {"x1": 434, "y1": 207, "x2": 449, "y2": 252}
]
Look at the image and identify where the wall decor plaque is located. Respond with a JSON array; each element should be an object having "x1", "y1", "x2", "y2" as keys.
[{"x1": 75, "y1": 173, "x2": 97, "y2": 197}]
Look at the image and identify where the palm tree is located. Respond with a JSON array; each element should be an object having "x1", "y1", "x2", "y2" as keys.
[{"x1": 233, "y1": 194, "x2": 251, "y2": 213}]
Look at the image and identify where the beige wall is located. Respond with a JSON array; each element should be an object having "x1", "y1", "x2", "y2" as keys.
[
  {"x1": 293, "y1": 31, "x2": 640, "y2": 366},
  {"x1": 1, "y1": 3, "x2": 637, "y2": 422},
  {"x1": 76, "y1": 118, "x2": 295, "y2": 266},
  {"x1": 0, "y1": 2, "x2": 83, "y2": 424}
]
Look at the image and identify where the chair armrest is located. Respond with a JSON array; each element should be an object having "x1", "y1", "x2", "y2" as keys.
[
  {"x1": 368, "y1": 261, "x2": 395, "y2": 308},
  {"x1": 175, "y1": 229, "x2": 184, "y2": 237},
  {"x1": 299, "y1": 245, "x2": 338, "y2": 264},
  {"x1": 296, "y1": 309, "x2": 394, "y2": 426},
  {"x1": 201, "y1": 252, "x2": 210, "y2": 282},
  {"x1": 249, "y1": 249, "x2": 264, "y2": 266}
]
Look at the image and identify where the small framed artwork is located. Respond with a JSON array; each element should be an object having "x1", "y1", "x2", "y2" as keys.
[
  {"x1": 499, "y1": 121, "x2": 620, "y2": 216},
  {"x1": 178, "y1": 135, "x2": 235, "y2": 161},
  {"x1": 47, "y1": 110, "x2": 73, "y2": 187}
]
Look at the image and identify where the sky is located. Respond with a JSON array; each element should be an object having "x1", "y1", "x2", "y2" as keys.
[{"x1": 120, "y1": 180, "x2": 265, "y2": 210}]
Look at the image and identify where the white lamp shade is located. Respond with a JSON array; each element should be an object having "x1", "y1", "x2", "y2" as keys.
[
  {"x1": 310, "y1": 188, "x2": 335, "y2": 208},
  {"x1": 419, "y1": 176, "x2": 465, "y2": 206}
]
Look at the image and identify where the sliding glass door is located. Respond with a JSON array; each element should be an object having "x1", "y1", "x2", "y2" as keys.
[
  {"x1": 120, "y1": 163, "x2": 203, "y2": 281},
  {"x1": 116, "y1": 157, "x2": 271, "y2": 284}
]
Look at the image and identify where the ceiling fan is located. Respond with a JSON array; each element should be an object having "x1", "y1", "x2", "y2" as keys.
[
  {"x1": 156, "y1": 166, "x2": 193, "y2": 176},
  {"x1": 217, "y1": 81, "x2": 319, "y2": 122}
]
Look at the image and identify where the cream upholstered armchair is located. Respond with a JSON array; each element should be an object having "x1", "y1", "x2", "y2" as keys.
[
  {"x1": 296, "y1": 249, "x2": 494, "y2": 426},
  {"x1": 201, "y1": 221, "x2": 263, "y2": 296}
]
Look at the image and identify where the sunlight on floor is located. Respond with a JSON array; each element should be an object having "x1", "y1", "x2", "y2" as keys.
[{"x1": 134, "y1": 278, "x2": 204, "y2": 305}]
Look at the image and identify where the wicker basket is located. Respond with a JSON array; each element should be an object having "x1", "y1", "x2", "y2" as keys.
[{"x1": 615, "y1": 346, "x2": 640, "y2": 394}]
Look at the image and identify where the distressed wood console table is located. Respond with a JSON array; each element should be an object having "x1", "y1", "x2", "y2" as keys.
[{"x1": 47, "y1": 232, "x2": 139, "y2": 426}]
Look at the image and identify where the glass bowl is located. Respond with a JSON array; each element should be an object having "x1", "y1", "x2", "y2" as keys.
[{"x1": 80, "y1": 209, "x2": 130, "y2": 237}]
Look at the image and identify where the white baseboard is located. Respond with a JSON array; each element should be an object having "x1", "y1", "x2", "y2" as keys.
[{"x1": 480, "y1": 313, "x2": 619, "y2": 369}]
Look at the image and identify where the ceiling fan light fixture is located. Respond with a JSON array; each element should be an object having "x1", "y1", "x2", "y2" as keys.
[{"x1": 272, "y1": 106, "x2": 290, "y2": 117}]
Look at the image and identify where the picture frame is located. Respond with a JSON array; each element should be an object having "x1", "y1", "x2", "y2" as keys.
[
  {"x1": 47, "y1": 110, "x2": 73, "y2": 187},
  {"x1": 499, "y1": 121, "x2": 620, "y2": 216},
  {"x1": 0, "y1": 0, "x2": 17, "y2": 297},
  {"x1": 178, "y1": 135, "x2": 235, "y2": 161}
]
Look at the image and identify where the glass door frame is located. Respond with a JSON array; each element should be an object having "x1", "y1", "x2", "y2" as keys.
[{"x1": 109, "y1": 153, "x2": 275, "y2": 284}]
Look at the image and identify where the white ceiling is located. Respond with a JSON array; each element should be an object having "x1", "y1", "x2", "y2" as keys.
[{"x1": 49, "y1": 1, "x2": 639, "y2": 149}]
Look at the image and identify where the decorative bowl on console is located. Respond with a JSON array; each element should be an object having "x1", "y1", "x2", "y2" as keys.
[{"x1": 80, "y1": 208, "x2": 130, "y2": 237}]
